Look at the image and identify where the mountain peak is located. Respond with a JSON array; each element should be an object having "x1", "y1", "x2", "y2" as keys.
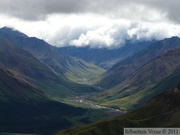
[
  {"x1": 164, "y1": 36, "x2": 180, "y2": 42},
  {"x1": 0, "y1": 26, "x2": 28, "y2": 38},
  {"x1": 170, "y1": 36, "x2": 179, "y2": 39}
]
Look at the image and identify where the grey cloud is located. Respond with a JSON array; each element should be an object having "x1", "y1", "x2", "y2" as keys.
[
  {"x1": 0, "y1": 0, "x2": 89, "y2": 20},
  {"x1": 0, "y1": 0, "x2": 179, "y2": 23},
  {"x1": 135, "y1": 0, "x2": 180, "y2": 23}
]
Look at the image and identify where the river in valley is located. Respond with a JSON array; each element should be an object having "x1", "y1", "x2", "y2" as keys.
[{"x1": 66, "y1": 95, "x2": 126, "y2": 118}]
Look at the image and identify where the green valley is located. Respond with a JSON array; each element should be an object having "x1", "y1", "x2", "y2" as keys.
[{"x1": 54, "y1": 83, "x2": 180, "y2": 135}]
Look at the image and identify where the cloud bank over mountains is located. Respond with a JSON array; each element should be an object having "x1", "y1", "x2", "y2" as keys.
[{"x1": 0, "y1": 0, "x2": 180, "y2": 48}]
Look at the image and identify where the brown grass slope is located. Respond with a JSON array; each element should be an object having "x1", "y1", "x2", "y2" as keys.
[{"x1": 0, "y1": 68, "x2": 47, "y2": 102}]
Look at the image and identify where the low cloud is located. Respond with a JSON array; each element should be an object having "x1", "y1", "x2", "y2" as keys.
[
  {"x1": 46, "y1": 18, "x2": 180, "y2": 48},
  {"x1": 0, "y1": 0, "x2": 180, "y2": 48}
]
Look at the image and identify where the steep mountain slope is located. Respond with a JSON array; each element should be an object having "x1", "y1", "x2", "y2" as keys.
[
  {"x1": 0, "y1": 68, "x2": 87, "y2": 132},
  {"x1": 59, "y1": 41, "x2": 153, "y2": 69},
  {"x1": 0, "y1": 36, "x2": 98, "y2": 99},
  {"x1": 55, "y1": 83, "x2": 180, "y2": 135},
  {"x1": 0, "y1": 68, "x2": 87, "y2": 134},
  {"x1": 0, "y1": 68, "x2": 47, "y2": 102},
  {"x1": 91, "y1": 47, "x2": 180, "y2": 110},
  {"x1": 0, "y1": 27, "x2": 105, "y2": 84},
  {"x1": 98, "y1": 37, "x2": 180, "y2": 89}
]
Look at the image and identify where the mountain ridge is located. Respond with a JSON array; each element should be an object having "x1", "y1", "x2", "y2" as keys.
[
  {"x1": 59, "y1": 40, "x2": 153, "y2": 69},
  {"x1": 0, "y1": 27, "x2": 105, "y2": 84},
  {"x1": 97, "y1": 36, "x2": 180, "y2": 89}
]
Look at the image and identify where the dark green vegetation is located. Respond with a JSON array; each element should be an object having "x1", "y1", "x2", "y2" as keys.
[
  {"x1": 54, "y1": 83, "x2": 180, "y2": 135},
  {"x1": 0, "y1": 27, "x2": 105, "y2": 84},
  {"x1": 0, "y1": 99, "x2": 86, "y2": 134}
]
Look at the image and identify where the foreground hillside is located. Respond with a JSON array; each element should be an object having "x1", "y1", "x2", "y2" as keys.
[
  {"x1": 54, "y1": 83, "x2": 180, "y2": 135},
  {"x1": 0, "y1": 92, "x2": 86, "y2": 134}
]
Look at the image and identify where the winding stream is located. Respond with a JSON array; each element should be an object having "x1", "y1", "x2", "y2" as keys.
[{"x1": 67, "y1": 95, "x2": 126, "y2": 117}]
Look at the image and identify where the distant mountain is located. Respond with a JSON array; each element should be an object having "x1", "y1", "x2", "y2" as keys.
[
  {"x1": 91, "y1": 46, "x2": 180, "y2": 110},
  {"x1": 55, "y1": 83, "x2": 180, "y2": 135},
  {"x1": 98, "y1": 36, "x2": 180, "y2": 89},
  {"x1": 59, "y1": 41, "x2": 153, "y2": 69},
  {"x1": 0, "y1": 27, "x2": 105, "y2": 84}
]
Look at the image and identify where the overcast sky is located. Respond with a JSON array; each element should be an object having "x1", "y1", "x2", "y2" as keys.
[{"x1": 0, "y1": 0, "x2": 180, "y2": 48}]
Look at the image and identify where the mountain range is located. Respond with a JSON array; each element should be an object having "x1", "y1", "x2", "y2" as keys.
[
  {"x1": 91, "y1": 38, "x2": 180, "y2": 110},
  {"x1": 98, "y1": 36, "x2": 180, "y2": 89},
  {"x1": 0, "y1": 26, "x2": 179, "y2": 134}
]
